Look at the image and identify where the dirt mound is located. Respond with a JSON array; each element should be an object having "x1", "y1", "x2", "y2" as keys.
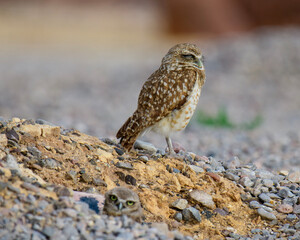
[{"x1": 0, "y1": 118, "x2": 278, "y2": 239}]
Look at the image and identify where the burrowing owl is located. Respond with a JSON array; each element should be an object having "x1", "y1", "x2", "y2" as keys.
[
  {"x1": 103, "y1": 187, "x2": 143, "y2": 222},
  {"x1": 116, "y1": 43, "x2": 205, "y2": 155}
]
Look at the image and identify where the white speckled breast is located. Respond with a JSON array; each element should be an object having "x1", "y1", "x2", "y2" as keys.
[{"x1": 151, "y1": 80, "x2": 201, "y2": 137}]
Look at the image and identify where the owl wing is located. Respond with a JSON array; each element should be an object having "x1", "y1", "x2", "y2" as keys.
[
  {"x1": 137, "y1": 67, "x2": 199, "y2": 126},
  {"x1": 116, "y1": 67, "x2": 201, "y2": 151}
]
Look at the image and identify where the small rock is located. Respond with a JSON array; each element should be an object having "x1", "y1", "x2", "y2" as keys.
[
  {"x1": 224, "y1": 172, "x2": 240, "y2": 181},
  {"x1": 81, "y1": 173, "x2": 92, "y2": 183},
  {"x1": 279, "y1": 170, "x2": 289, "y2": 176},
  {"x1": 92, "y1": 178, "x2": 107, "y2": 187},
  {"x1": 189, "y1": 190, "x2": 215, "y2": 209},
  {"x1": 249, "y1": 201, "x2": 261, "y2": 209},
  {"x1": 293, "y1": 204, "x2": 300, "y2": 214},
  {"x1": 115, "y1": 162, "x2": 133, "y2": 170},
  {"x1": 171, "y1": 199, "x2": 188, "y2": 210},
  {"x1": 223, "y1": 156, "x2": 240, "y2": 169},
  {"x1": 27, "y1": 146, "x2": 42, "y2": 158},
  {"x1": 21, "y1": 182, "x2": 40, "y2": 193},
  {"x1": 114, "y1": 147, "x2": 124, "y2": 156},
  {"x1": 257, "y1": 208, "x2": 276, "y2": 220},
  {"x1": 139, "y1": 156, "x2": 149, "y2": 163},
  {"x1": 55, "y1": 186, "x2": 73, "y2": 197},
  {"x1": 258, "y1": 193, "x2": 271, "y2": 203},
  {"x1": 256, "y1": 170, "x2": 274, "y2": 179},
  {"x1": 182, "y1": 207, "x2": 201, "y2": 223},
  {"x1": 213, "y1": 208, "x2": 229, "y2": 216},
  {"x1": 277, "y1": 204, "x2": 293, "y2": 213},
  {"x1": 173, "y1": 168, "x2": 180, "y2": 173},
  {"x1": 66, "y1": 170, "x2": 77, "y2": 182},
  {"x1": 188, "y1": 165, "x2": 204, "y2": 173},
  {"x1": 3, "y1": 154, "x2": 19, "y2": 170},
  {"x1": 262, "y1": 179, "x2": 273, "y2": 188},
  {"x1": 286, "y1": 214, "x2": 297, "y2": 221},
  {"x1": 240, "y1": 177, "x2": 254, "y2": 188},
  {"x1": 206, "y1": 172, "x2": 221, "y2": 181},
  {"x1": 288, "y1": 171, "x2": 300, "y2": 183},
  {"x1": 39, "y1": 158, "x2": 61, "y2": 169},
  {"x1": 174, "y1": 212, "x2": 183, "y2": 221},
  {"x1": 278, "y1": 187, "x2": 293, "y2": 198},
  {"x1": 125, "y1": 175, "x2": 137, "y2": 186},
  {"x1": 134, "y1": 140, "x2": 157, "y2": 154}
]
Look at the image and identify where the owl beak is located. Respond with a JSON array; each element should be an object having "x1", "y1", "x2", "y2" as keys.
[
  {"x1": 117, "y1": 202, "x2": 124, "y2": 210},
  {"x1": 195, "y1": 57, "x2": 204, "y2": 70}
]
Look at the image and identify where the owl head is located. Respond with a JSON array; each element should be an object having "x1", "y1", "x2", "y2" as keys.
[
  {"x1": 162, "y1": 43, "x2": 204, "y2": 70},
  {"x1": 103, "y1": 187, "x2": 143, "y2": 221}
]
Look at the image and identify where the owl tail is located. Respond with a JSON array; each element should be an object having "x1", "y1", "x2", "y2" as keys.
[{"x1": 116, "y1": 111, "x2": 142, "y2": 151}]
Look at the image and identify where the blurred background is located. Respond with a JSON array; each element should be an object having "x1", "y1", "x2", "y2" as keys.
[{"x1": 0, "y1": 0, "x2": 300, "y2": 161}]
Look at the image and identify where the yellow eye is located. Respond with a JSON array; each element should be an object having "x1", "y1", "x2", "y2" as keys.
[
  {"x1": 126, "y1": 201, "x2": 135, "y2": 206},
  {"x1": 110, "y1": 195, "x2": 117, "y2": 201}
]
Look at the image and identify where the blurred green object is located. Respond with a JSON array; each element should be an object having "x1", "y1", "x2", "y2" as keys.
[{"x1": 196, "y1": 107, "x2": 262, "y2": 130}]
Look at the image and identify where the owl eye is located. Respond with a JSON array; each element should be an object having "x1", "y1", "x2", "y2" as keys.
[
  {"x1": 126, "y1": 200, "x2": 135, "y2": 206},
  {"x1": 110, "y1": 195, "x2": 118, "y2": 201},
  {"x1": 181, "y1": 54, "x2": 195, "y2": 60}
]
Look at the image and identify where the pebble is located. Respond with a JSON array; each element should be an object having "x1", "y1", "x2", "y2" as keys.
[
  {"x1": 262, "y1": 179, "x2": 273, "y2": 188},
  {"x1": 293, "y1": 204, "x2": 300, "y2": 214},
  {"x1": 182, "y1": 207, "x2": 202, "y2": 223},
  {"x1": 4, "y1": 154, "x2": 19, "y2": 170},
  {"x1": 114, "y1": 147, "x2": 124, "y2": 156},
  {"x1": 188, "y1": 165, "x2": 204, "y2": 173},
  {"x1": 139, "y1": 156, "x2": 149, "y2": 163},
  {"x1": 115, "y1": 162, "x2": 134, "y2": 170},
  {"x1": 225, "y1": 172, "x2": 240, "y2": 181},
  {"x1": 258, "y1": 193, "x2": 271, "y2": 203},
  {"x1": 240, "y1": 177, "x2": 254, "y2": 188},
  {"x1": 174, "y1": 212, "x2": 183, "y2": 221},
  {"x1": 189, "y1": 190, "x2": 215, "y2": 209},
  {"x1": 277, "y1": 204, "x2": 293, "y2": 213},
  {"x1": 171, "y1": 199, "x2": 188, "y2": 210},
  {"x1": 249, "y1": 201, "x2": 261, "y2": 209},
  {"x1": 39, "y1": 158, "x2": 61, "y2": 169},
  {"x1": 134, "y1": 140, "x2": 157, "y2": 154},
  {"x1": 257, "y1": 208, "x2": 277, "y2": 220},
  {"x1": 288, "y1": 171, "x2": 300, "y2": 183},
  {"x1": 21, "y1": 182, "x2": 40, "y2": 193},
  {"x1": 278, "y1": 187, "x2": 293, "y2": 198}
]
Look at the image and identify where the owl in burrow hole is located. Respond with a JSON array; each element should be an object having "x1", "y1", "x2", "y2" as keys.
[
  {"x1": 103, "y1": 187, "x2": 143, "y2": 222},
  {"x1": 116, "y1": 43, "x2": 205, "y2": 155}
]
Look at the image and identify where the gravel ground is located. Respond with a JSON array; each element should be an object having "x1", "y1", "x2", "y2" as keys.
[{"x1": 0, "y1": 118, "x2": 299, "y2": 239}]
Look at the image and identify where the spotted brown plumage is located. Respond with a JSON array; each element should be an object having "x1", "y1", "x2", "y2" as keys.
[{"x1": 116, "y1": 43, "x2": 206, "y2": 154}]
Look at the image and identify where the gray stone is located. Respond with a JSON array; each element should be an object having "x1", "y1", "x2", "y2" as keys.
[
  {"x1": 171, "y1": 199, "x2": 188, "y2": 210},
  {"x1": 36, "y1": 119, "x2": 57, "y2": 126},
  {"x1": 134, "y1": 140, "x2": 157, "y2": 154},
  {"x1": 188, "y1": 165, "x2": 204, "y2": 173},
  {"x1": 182, "y1": 207, "x2": 201, "y2": 223},
  {"x1": 278, "y1": 187, "x2": 293, "y2": 198},
  {"x1": 4, "y1": 154, "x2": 19, "y2": 170},
  {"x1": 27, "y1": 146, "x2": 42, "y2": 158},
  {"x1": 257, "y1": 208, "x2": 276, "y2": 220},
  {"x1": 225, "y1": 172, "x2": 240, "y2": 181},
  {"x1": 259, "y1": 193, "x2": 271, "y2": 203},
  {"x1": 255, "y1": 170, "x2": 274, "y2": 179},
  {"x1": 139, "y1": 156, "x2": 149, "y2": 163},
  {"x1": 174, "y1": 212, "x2": 183, "y2": 221},
  {"x1": 249, "y1": 201, "x2": 261, "y2": 209},
  {"x1": 240, "y1": 177, "x2": 254, "y2": 188},
  {"x1": 286, "y1": 214, "x2": 297, "y2": 221},
  {"x1": 262, "y1": 179, "x2": 274, "y2": 188},
  {"x1": 115, "y1": 162, "x2": 133, "y2": 170},
  {"x1": 288, "y1": 171, "x2": 300, "y2": 183},
  {"x1": 39, "y1": 158, "x2": 61, "y2": 169},
  {"x1": 189, "y1": 190, "x2": 215, "y2": 209},
  {"x1": 223, "y1": 156, "x2": 240, "y2": 169}
]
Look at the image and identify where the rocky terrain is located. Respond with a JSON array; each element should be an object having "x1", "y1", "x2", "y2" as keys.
[{"x1": 0, "y1": 118, "x2": 299, "y2": 239}]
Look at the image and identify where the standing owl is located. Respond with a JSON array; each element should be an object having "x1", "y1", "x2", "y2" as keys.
[
  {"x1": 103, "y1": 187, "x2": 143, "y2": 222},
  {"x1": 116, "y1": 43, "x2": 205, "y2": 155}
]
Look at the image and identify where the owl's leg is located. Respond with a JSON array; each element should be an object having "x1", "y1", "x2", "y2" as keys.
[{"x1": 166, "y1": 137, "x2": 176, "y2": 156}]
